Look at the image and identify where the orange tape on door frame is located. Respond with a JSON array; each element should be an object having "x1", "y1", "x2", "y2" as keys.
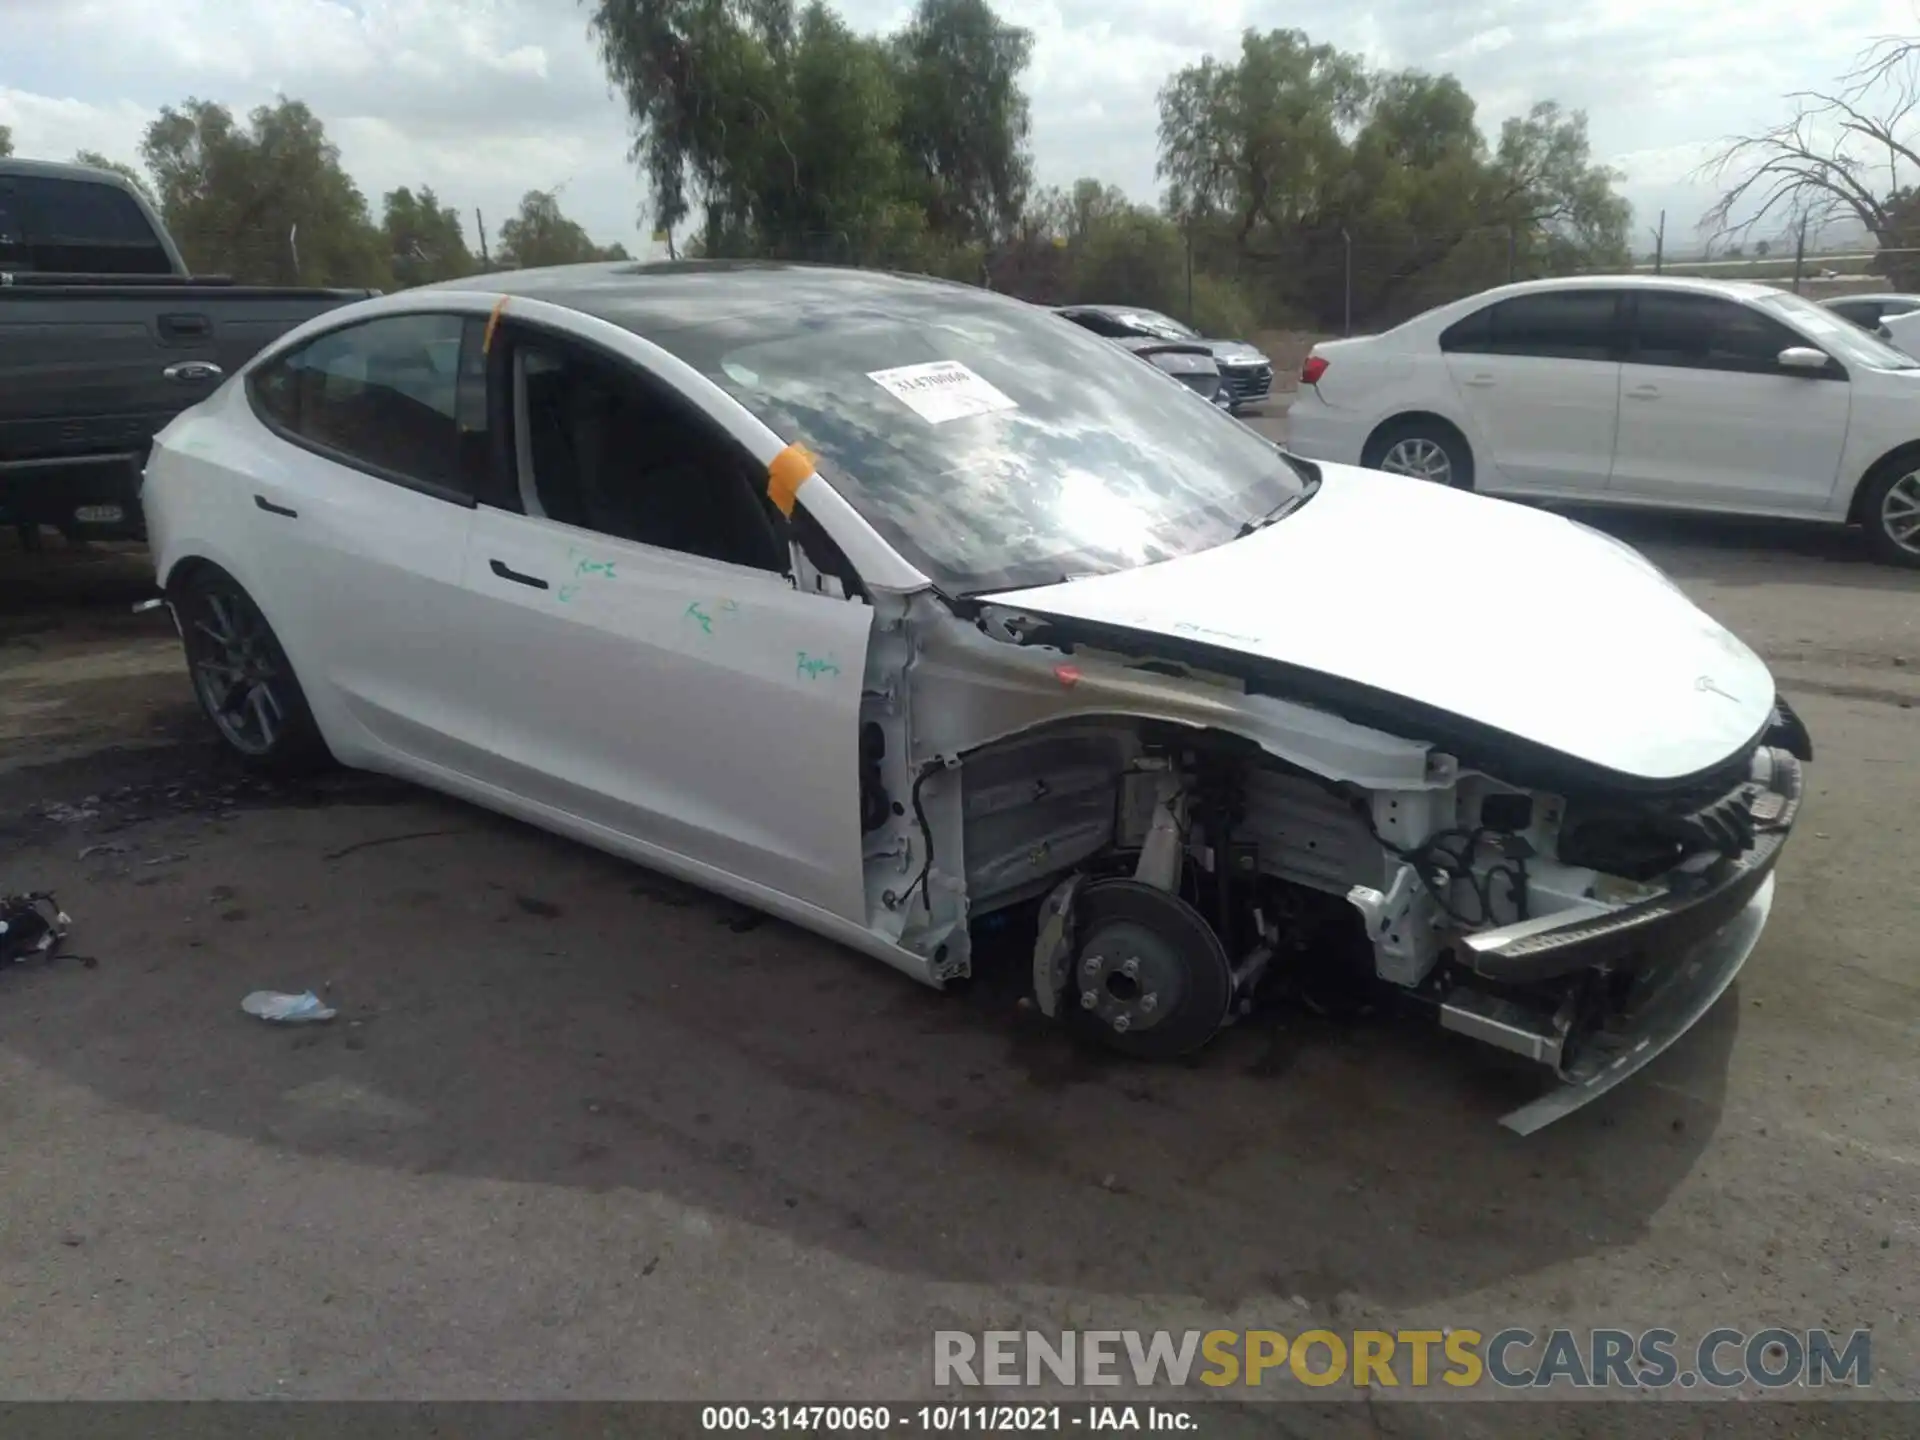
[{"x1": 767, "y1": 443, "x2": 816, "y2": 518}]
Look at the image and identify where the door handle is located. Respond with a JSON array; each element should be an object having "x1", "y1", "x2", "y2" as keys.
[
  {"x1": 253, "y1": 495, "x2": 297, "y2": 518},
  {"x1": 1462, "y1": 374, "x2": 1496, "y2": 388},
  {"x1": 490, "y1": 558, "x2": 549, "y2": 590},
  {"x1": 1626, "y1": 385, "x2": 1660, "y2": 401},
  {"x1": 163, "y1": 360, "x2": 223, "y2": 383}
]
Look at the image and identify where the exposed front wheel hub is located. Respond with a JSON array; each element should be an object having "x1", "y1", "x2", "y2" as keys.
[{"x1": 1066, "y1": 880, "x2": 1233, "y2": 1060}]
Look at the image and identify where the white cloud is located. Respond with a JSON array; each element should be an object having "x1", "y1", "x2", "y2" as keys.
[{"x1": 1, "y1": 0, "x2": 1912, "y2": 251}]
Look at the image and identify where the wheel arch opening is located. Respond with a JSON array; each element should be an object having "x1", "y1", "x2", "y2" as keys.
[{"x1": 1848, "y1": 439, "x2": 1920, "y2": 525}]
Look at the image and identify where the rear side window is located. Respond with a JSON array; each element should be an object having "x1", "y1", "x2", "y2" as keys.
[
  {"x1": 0, "y1": 176, "x2": 173, "y2": 274},
  {"x1": 1826, "y1": 300, "x2": 1881, "y2": 327},
  {"x1": 1631, "y1": 293, "x2": 1808, "y2": 373},
  {"x1": 1441, "y1": 291, "x2": 1620, "y2": 360},
  {"x1": 249, "y1": 313, "x2": 489, "y2": 500},
  {"x1": 1061, "y1": 310, "x2": 1130, "y2": 339}
]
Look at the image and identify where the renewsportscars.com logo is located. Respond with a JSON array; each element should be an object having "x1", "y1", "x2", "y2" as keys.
[{"x1": 933, "y1": 1328, "x2": 1872, "y2": 1393}]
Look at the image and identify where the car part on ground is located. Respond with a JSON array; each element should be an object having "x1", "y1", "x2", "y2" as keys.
[
  {"x1": 141, "y1": 262, "x2": 1810, "y2": 1132},
  {"x1": 1287, "y1": 273, "x2": 1920, "y2": 568}
]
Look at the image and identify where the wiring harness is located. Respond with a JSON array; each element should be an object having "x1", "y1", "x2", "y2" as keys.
[{"x1": 1353, "y1": 807, "x2": 1532, "y2": 930}]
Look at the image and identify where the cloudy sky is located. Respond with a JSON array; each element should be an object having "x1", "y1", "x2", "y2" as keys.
[{"x1": 2, "y1": 0, "x2": 1913, "y2": 261}]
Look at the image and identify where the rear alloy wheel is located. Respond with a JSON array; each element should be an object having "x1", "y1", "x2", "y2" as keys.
[
  {"x1": 1862, "y1": 462, "x2": 1920, "y2": 568},
  {"x1": 175, "y1": 569, "x2": 330, "y2": 772},
  {"x1": 1365, "y1": 420, "x2": 1473, "y2": 489}
]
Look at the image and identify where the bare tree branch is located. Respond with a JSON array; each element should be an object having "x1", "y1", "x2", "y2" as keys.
[{"x1": 1699, "y1": 27, "x2": 1920, "y2": 251}]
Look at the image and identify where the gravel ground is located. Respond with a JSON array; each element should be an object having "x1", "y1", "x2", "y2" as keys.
[{"x1": 0, "y1": 497, "x2": 1916, "y2": 1433}]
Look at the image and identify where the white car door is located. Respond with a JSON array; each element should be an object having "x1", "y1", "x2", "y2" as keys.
[
  {"x1": 1439, "y1": 288, "x2": 1624, "y2": 495},
  {"x1": 238, "y1": 311, "x2": 493, "y2": 774},
  {"x1": 459, "y1": 321, "x2": 876, "y2": 923},
  {"x1": 1609, "y1": 291, "x2": 1851, "y2": 513}
]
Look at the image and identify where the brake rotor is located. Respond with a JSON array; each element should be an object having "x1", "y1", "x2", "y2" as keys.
[{"x1": 1069, "y1": 879, "x2": 1233, "y2": 1060}]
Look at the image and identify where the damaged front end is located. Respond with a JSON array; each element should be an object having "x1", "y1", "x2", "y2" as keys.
[
  {"x1": 859, "y1": 579, "x2": 1811, "y2": 1135},
  {"x1": 1415, "y1": 727, "x2": 1805, "y2": 1133}
]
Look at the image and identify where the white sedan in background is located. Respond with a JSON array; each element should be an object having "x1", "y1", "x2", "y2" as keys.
[
  {"x1": 1288, "y1": 275, "x2": 1920, "y2": 567},
  {"x1": 138, "y1": 263, "x2": 1809, "y2": 1133}
]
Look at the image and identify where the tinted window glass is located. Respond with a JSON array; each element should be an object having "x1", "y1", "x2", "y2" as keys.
[
  {"x1": 0, "y1": 190, "x2": 24, "y2": 267},
  {"x1": 1115, "y1": 309, "x2": 1200, "y2": 341},
  {"x1": 1633, "y1": 293, "x2": 1805, "y2": 371},
  {"x1": 1437, "y1": 306, "x2": 1492, "y2": 352},
  {"x1": 505, "y1": 336, "x2": 784, "y2": 571},
  {"x1": 1466, "y1": 291, "x2": 1619, "y2": 360},
  {"x1": 1061, "y1": 310, "x2": 1130, "y2": 339},
  {"x1": 1754, "y1": 289, "x2": 1914, "y2": 369},
  {"x1": 1825, "y1": 300, "x2": 1880, "y2": 326},
  {"x1": 0, "y1": 176, "x2": 173, "y2": 274},
  {"x1": 251, "y1": 314, "x2": 482, "y2": 495},
  {"x1": 649, "y1": 289, "x2": 1308, "y2": 595},
  {"x1": 26, "y1": 178, "x2": 153, "y2": 243}
]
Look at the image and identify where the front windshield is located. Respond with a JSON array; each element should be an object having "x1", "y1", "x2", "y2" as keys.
[
  {"x1": 656, "y1": 289, "x2": 1306, "y2": 595},
  {"x1": 1755, "y1": 290, "x2": 1920, "y2": 370},
  {"x1": 1118, "y1": 309, "x2": 1201, "y2": 341}
]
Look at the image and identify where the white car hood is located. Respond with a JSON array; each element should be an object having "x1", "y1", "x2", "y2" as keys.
[{"x1": 986, "y1": 463, "x2": 1776, "y2": 785}]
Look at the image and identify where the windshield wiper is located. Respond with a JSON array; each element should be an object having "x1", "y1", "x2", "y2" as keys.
[{"x1": 1236, "y1": 463, "x2": 1322, "y2": 537}]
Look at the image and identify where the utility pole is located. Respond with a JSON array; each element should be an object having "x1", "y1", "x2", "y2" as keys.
[
  {"x1": 1652, "y1": 210, "x2": 1665, "y2": 274},
  {"x1": 1341, "y1": 226, "x2": 1352, "y2": 336},
  {"x1": 475, "y1": 208, "x2": 490, "y2": 268},
  {"x1": 1184, "y1": 219, "x2": 1195, "y2": 328},
  {"x1": 1792, "y1": 215, "x2": 1809, "y2": 293}
]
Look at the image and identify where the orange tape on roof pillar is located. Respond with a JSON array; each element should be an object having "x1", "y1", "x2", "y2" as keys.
[
  {"x1": 482, "y1": 295, "x2": 510, "y2": 353},
  {"x1": 767, "y1": 443, "x2": 816, "y2": 517}
]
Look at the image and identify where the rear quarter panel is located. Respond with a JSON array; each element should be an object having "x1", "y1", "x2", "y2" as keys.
[
  {"x1": 1290, "y1": 335, "x2": 1464, "y2": 466},
  {"x1": 143, "y1": 385, "x2": 270, "y2": 599}
]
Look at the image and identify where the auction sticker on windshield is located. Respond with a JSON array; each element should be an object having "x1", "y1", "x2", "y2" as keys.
[{"x1": 868, "y1": 360, "x2": 1018, "y2": 424}]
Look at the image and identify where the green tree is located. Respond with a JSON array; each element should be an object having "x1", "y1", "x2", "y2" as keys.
[
  {"x1": 588, "y1": 0, "x2": 1032, "y2": 261},
  {"x1": 1487, "y1": 101, "x2": 1630, "y2": 271},
  {"x1": 73, "y1": 150, "x2": 158, "y2": 206},
  {"x1": 140, "y1": 98, "x2": 391, "y2": 286},
  {"x1": 1156, "y1": 29, "x2": 1370, "y2": 241},
  {"x1": 495, "y1": 189, "x2": 629, "y2": 268},
  {"x1": 1155, "y1": 30, "x2": 1630, "y2": 328},
  {"x1": 0, "y1": 124, "x2": 12, "y2": 158},
  {"x1": 383, "y1": 185, "x2": 474, "y2": 287},
  {"x1": 891, "y1": 0, "x2": 1033, "y2": 243}
]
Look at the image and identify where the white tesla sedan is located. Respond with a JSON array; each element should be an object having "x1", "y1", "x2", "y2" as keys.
[
  {"x1": 140, "y1": 262, "x2": 1810, "y2": 1133},
  {"x1": 1287, "y1": 275, "x2": 1920, "y2": 567}
]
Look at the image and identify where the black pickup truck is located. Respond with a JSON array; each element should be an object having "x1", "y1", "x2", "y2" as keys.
[{"x1": 1, "y1": 157, "x2": 377, "y2": 542}]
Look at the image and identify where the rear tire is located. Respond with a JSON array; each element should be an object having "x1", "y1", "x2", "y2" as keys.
[
  {"x1": 1363, "y1": 418, "x2": 1474, "y2": 490},
  {"x1": 1858, "y1": 458, "x2": 1920, "y2": 569},
  {"x1": 172, "y1": 567, "x2": 332, "y2": 774}
]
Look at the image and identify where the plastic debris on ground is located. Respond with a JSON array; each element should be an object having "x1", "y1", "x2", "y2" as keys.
[
  {"x1": 241, "y1": 990, "x2": 338, "y2": 1024},
  {"x1": 1, "y1": 892, "x2": 75, "y2": 966}
]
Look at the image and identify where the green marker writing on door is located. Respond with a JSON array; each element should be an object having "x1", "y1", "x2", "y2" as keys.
[{"x1": 796, "y1": 651, "x2": 841, "y2": 680}]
